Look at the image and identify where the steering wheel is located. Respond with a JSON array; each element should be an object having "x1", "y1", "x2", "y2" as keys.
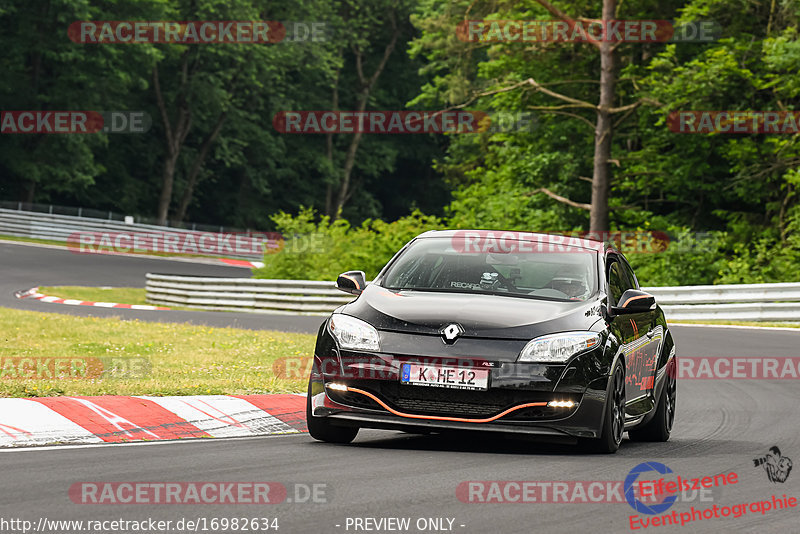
[{"x1": 484, "y1": 269, "x2": 518, "y2": 292}]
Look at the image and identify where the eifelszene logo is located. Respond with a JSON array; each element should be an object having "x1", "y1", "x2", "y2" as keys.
[
  {"x1": 624, "y1": 461, "x2": 737, "y2": 516},
  {"x1": 625, "y1": 462, "x2": 678, "y2": 515}
]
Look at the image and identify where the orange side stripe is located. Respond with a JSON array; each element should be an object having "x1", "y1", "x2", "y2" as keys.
[
  {"x1": 340, "y1": 274, "x2": 361, "y2": 290},
  {"x1": 620, "y1": 294, "x2": 652, "y2": 308},
  {"x1": 344, "y1": 387, "x2": 548, "y2": 424}
]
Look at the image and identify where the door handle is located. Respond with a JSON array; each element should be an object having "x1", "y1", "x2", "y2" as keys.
[{"x1": 646, "y1": 329, "x2": 655, "y2": 339}]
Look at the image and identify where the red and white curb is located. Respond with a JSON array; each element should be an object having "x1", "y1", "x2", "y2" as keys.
[
  {"x1": 220, "y1": 258, "x2": 264, "y2": 269},
  {"x1": 0, "y1": 394, "x2": 307, "y2": 447},
  {"x1": 14, "y1": 287, "x2": 170, "y2": 311}
]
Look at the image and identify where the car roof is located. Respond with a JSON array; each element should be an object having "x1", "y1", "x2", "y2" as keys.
[{"x1": 416, "y1": 229, "x2": 614, "y2": 254}]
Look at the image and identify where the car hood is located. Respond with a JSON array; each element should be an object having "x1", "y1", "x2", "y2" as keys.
[{"x1": 339, "y1": 284, "x2": 605, "y2": 340}]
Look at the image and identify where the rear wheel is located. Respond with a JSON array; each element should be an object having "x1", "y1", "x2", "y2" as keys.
[
  {"x1": 628, "y1": 361, "x2": 676, "y2": 442},
  {"x1": 306, "y1": 378, "x2": 359, "y2": 444},
  {"x1": 581, "y1": 359, "x2": 626, "y2": 454}
]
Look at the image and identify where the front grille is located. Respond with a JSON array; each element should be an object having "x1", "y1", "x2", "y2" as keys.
[
  {"x1": 392, "y1": 397, "x2": 505, "y2": 417},
  {"x1": 505, "y1": 406, "x2": 562, "y2": 420},
  {"x1": 335, "y1": 379, "x2": 574, "y2": 420}
]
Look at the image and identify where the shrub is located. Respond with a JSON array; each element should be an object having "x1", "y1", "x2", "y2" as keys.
[
  {"x1": 254, "y1": 208, "x2": 445, "y2": 281},
  {"x1": 256, "y1": 211, "x2": 800, "y2": 286},
  {"x1": 627, "y1": 230, "x2": 727, "y2": 286}
]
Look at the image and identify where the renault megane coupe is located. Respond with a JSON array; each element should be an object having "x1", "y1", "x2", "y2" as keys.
[{"x1": 306, "y1": 230, "x2": 676, "y2": 453}]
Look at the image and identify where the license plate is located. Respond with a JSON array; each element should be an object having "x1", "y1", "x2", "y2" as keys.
[{"x1": 400, "y1": 363, "x2": 490, "y2": 391}]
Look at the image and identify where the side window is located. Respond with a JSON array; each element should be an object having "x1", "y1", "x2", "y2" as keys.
[
  {"x1": 620, "y1": 260, "x2": 639, "y2": 290},
  {"x1": 607, "y1": 259, "x2": 634, "y2": 306},
  {"x1": 607, "y1": 262, "x2": 624, "y2": 306}
]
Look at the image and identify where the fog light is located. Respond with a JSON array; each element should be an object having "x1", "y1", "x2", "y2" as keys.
[
  {"x1": 327, "y1": 383, "x2": 348, "y2": 391},
  {"x1": 548, "y1": 400, "x2": 575, "y2": 408}
]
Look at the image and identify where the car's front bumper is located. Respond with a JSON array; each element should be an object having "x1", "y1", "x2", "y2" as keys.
[{"x1": 308, "y1": 343, "x2": 613, "y2": 439}]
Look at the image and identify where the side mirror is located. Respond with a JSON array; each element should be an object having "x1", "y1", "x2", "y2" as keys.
[
  {"x1": 610, "y1": 289, "x2": 656, "y2": 315},
  {"x1": 336, "y1": 270, "x2": 367, "y2": 295}
]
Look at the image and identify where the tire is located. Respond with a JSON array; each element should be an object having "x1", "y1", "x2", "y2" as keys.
[
  {"x1": 580, "y1": 359, "x2": 626, "y2": 454},
  {"x1": 628, "y1": 360, "x2": 676, "y2": 442},
  {"x1": 306, "y1": 378, "x2": 359, "y2": 444}
]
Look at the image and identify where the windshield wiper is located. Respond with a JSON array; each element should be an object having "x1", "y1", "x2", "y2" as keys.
[{"x1": 383, "y1": 286, "x2": 577, "y2": 302}]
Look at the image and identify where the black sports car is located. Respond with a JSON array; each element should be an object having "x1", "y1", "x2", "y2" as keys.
[{"x1": 306, "y1": 230, "x2": 677, "y2": 453}]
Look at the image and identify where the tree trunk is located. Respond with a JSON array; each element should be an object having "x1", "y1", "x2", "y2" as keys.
[
  {"x1": 157, "y1": 154, "x2": 179, "y2": 226},
  {"x1": 330, "y1": 15, "x2": 400, "y2": 219},
  {"x1": 324, "y1": 67, "x2": 341, "y2": 218},
  {"x1": 153, "y1": 54, "x2": 192, "y2": 226},
  {"x1": 590, "y1": 0, "x2": 617, "y2": 233},
  {"x1": 332, "y1": 98, "x2": 367, "y2": 218},
  {"x1": 24, "y1": 180, "x2": 36, "y2": 203},
  {"x1": 175, "y1": 111, "x2": 227, "y2": 222}
]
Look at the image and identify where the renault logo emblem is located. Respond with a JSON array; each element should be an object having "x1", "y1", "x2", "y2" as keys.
[{"x1": 440, "y1": 323, "x2": 464, "y2": 344}]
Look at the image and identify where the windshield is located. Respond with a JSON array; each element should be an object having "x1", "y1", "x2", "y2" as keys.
[{"x1": 381, "y1": 237, "x2": 598, "y2": 301}]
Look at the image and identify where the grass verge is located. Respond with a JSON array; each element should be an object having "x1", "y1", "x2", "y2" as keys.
[
  {"x1": 0, "y1": 306, "x2": 314, "y2": 397},
  {"x1": 39, "y1": 286, "x2": 150, "y2": 306}
]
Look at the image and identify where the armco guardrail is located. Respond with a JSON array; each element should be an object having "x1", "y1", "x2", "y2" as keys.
[
  {"x1": 0, "y1": 208, "x2": 268, "y2": 260},
  {"x1": 146, "y1": 274, "x2": 355, "y2": 315},
  {"x1": 644, "y1": 283, "x2": 800, "y2": 322},
  {"x1": 145, "y1": 274, "x2": 800, "y2": 321},
  {"x1": 0, "y1": 201, "x2": 244, "y2": 232},
  {"x1": 642, "y1": 282, "x2": 800, "y2": 305}
]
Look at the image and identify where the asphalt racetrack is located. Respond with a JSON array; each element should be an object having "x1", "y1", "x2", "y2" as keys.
[
  {"x1": 0, "y1": 242, "x2": 324, "y2": 333},
  {"x1": 1, "y1": 241, "x2": 798, "y2": 533}
]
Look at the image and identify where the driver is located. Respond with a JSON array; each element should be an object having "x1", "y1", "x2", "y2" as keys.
[{"x1": 550, "y1": 269, "x2": 589, "y2": 299}]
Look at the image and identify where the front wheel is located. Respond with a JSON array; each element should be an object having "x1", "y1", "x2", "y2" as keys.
[
  {"x1": 580, "y1": 359, "x2": 626, "y2": 454},
  {"x1": 306, "y1": 378, "x2": 359, "y2": 444},
  {"x1": 628, "y1": 360, "x2": 676, "y2": 442}
]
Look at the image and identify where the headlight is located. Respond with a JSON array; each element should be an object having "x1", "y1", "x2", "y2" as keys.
[
  {"x1": 328, "y1": 314, "x2": 380, "y2": 351},
  {"x1": 518, "y1": 331, "x2": 601, "y2": 363}
]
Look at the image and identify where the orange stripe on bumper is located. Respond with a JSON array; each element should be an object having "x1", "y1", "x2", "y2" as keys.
[{"x1": 343, "y1": 386, "x2": 548, "y2": 424}]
